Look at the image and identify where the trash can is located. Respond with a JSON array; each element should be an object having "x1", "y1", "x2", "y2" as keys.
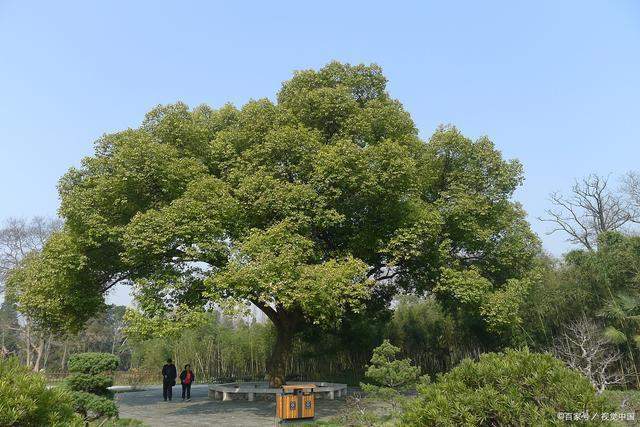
[{"x1": 276, "y1": 384, "x2": 315, "y2": 420}]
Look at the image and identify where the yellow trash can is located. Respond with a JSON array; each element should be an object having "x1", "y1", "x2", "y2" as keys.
[{"x1": 276, "y1": 384, "x2": 316, "y2": 420}]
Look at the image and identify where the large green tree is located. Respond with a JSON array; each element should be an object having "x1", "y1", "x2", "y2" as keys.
[{"x1": 10, "y1": 62, "x2": 539, "y2": 386}]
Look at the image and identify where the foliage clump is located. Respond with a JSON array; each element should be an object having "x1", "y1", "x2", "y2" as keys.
[
  {"x1": 65, "y1": 352, "x2": 119, "y2": 421},
  {"x1": 67, "y1": 351, "x2": 119, "y2": 376},
  {"x1": 335, "y1": 340, "x2": 421, "y2": 426},
  {"x1": 402, "y1": 348, "x2": 614, "y2": 426},
  {"x1": 361, "y1": 340, "x2": 421, "y2": 401},
  {"x1": 0, "y1": 356, "x2": 79, "y2": 426}
]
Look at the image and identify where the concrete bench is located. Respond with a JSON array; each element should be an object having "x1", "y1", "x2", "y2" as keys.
[{"x1": 208, "y1": 381, "x2": 347, "y2": 401}]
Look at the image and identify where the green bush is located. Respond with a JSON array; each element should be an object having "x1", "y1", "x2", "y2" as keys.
[
  {"x1": 65, "y1": 352, "x2": 119, "y2": 421},
  {"x1": 0, "y1": 357, "x2": 80, "y2": 426},
  {"x1": 333, "y1": 340, "x2": 422, "y2": 426},
  {"x1": 65, "y1": 373, "x2": 114, "y2": 397},
  {"x1": 402, "y1": 348, "x2": 614, "y2": 426},
  {"x1": 361, "y1": 340, "x2": 421, "y2": 401},
  {"x1": 70, "y1": 391, "x2": 118, "y2": 420},
  {"x1": 68, "y1": 352, "x2": 119, "y2": 375}
]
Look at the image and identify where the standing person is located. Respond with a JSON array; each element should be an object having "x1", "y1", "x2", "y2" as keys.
[
  {"x1": 162, "y1": 358, "x2": 177, "y2": 401},
  {"x1": 180, "y1": 364, "x2": 195, "y2": 401}
]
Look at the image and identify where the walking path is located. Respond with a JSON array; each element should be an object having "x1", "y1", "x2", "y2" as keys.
[{"x1": 116, "y1": 384, "x2": 346, "y2": 426}]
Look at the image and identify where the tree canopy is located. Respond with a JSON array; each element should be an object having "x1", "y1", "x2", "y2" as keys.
[{"x1": 8, "y1": 61, "x2": 540, "y2": 385}]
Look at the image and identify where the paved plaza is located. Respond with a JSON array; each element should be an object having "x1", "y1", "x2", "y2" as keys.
[{"x1": 116, "y1": 384, "x2": 346, "y2": 426}]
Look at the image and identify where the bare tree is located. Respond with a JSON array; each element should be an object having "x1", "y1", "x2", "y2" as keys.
[
  {"x1": 540, "y1": 174, "x2": 636, "y2": 251},
  {"x1": 553, "y1": 318, "x2": 622, "y2": 394},
  {"x1": 0, "y1": 216, "x2": 62, "y2": 289},
  {"x1": 623, "y1": 171, "x2": 640, "y2": 223}
]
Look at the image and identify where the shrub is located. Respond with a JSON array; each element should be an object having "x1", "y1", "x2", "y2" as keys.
[
  {"x1": 70, "y1": 391, "x2": 118, "y2": 420},
  {"x1": 361, "y1": 340, "x2": 421, "y2": 402},
  {"x1": 123, "y1": 367, "x2": 145, "y2": 389},
  {"x1": 65, "y1": 352, "x2": 119, "y2": 421},
  {"x1": 67, "y1": 352, "x2": 119, "y2": 375},
  {"x1": 0, "y1": 356, "x2": 80, "y2": 426},
  {"x1": 335, "y1": 340, "x2": 421, "y2": 426},
  {"x1": 402, "y1": 348, "x2": 614, "y2": 426},
  {"x1": 65, "y1": 373, "x2": 114, "y2": 396}
]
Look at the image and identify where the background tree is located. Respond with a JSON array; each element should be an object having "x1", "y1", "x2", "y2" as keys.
[
  {"x1": 126, "y1": 312, "x2": 272, "y2": 382},
  {"x1": 541, "y1": 174, "x2": 636, "y2": 251},
  {"x1": 80, "y1": 305, "x2": 129, "y2": 359},
  {"x1": 0, "y1": 217, "x2": 61, "y2": 287},
  {"x1": 553, "y1": 318, "x2": 622, "y2": 394},
  {"x1": 13, "y1": 62, "x2": 539, "y2": 387},
  {"x1": 623, "y1": 171, "x2": 640, "y2": 219},
  {"x1": 0, "y1": 300, "x2": 19, "y2": 358},
  {"x1": 0, "y1": 217, "x2": 61, "y2": 371},
  {"x1": 386, "y1": 296, "x2": 458, "y2": 375}
]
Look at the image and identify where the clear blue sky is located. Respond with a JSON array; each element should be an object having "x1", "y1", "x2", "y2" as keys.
[{"x1": 1, "y1": 1, "x2": 639, "y2": 304}]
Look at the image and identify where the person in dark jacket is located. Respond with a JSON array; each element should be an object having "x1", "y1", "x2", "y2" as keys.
[
  {"x1": 162, "y1": 358, "x2": 177, "y2": 401},
  {"x1": 179, "y1": 364, "x2": 195, "y2": 401}
]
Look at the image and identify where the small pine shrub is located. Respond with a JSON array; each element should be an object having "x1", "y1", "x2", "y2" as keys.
[
  {"x1": 360, "y1": 340, "x2": 420, "y2": 411},
  {"x1": 361, "y1": 340, "x2": 421, "y2": 402},
  {"x1": 336, "y1": 340, "x2": 421, "y2": 426},
  {"x1": 65, "y1": 373, "x2": 114, "y2": 396},
  {"x1": 67, "y1": 352, "x2": 119, "y2": 375},
  {"x1": 402, "y1": 348, "x2": 615, "y2": 426},
  {"x1": 70, "y1": 391, "x2": 119, "y2": 419},
  {"x1": 0, "y1": 356, "x2": 80, "y2": 426},
  {"x1": 66, "y1": 352, "x2": 119, "y2": 421}
]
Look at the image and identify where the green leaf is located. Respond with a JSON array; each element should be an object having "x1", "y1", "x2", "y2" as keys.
[{"x1": 604, "y1": 326, "x2": 627, "y2": 344}]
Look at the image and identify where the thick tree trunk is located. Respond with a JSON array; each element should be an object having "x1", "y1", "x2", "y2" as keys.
[
  {"x1": 267, "y1": 322, "x2": 294, "y2": 388},
  {"x1": 252, "y1": 301, "x2": 301, "y2": 388}
]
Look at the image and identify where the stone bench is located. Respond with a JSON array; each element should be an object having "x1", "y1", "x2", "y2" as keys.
[{"x1": 208, "y1": 381, "x2": 347, "y2": 401}]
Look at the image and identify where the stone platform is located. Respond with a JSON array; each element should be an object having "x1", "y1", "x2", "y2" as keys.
[{"x1": 208, "y1": 381, "x2": 347, "y2": 401}]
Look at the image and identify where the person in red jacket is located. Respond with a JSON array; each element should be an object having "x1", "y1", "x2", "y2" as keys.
[{"x1": 179, "y1": 364, "x2": 195, "y2": 401}]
